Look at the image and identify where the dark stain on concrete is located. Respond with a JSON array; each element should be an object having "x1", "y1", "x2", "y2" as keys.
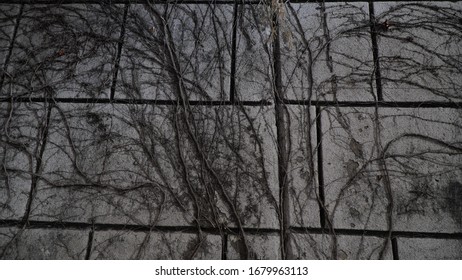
[
  {"x1": 445, "y1": 181, "x2": 462, "y2": 228},
  {"x1": 349, "y1": 138, "x2": 364, "y2": 159},
  {"x1": 346, "y1": 159, "x2": 359, "y2": 179}
]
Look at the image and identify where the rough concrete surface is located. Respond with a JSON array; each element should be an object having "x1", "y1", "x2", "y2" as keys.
[
  {"x1": 290, "y1": 233, "x2": 392, "y2": 259},
  {"x1": 119, "y1": 4, "x2": 234, "y2": 100},
  {"x1": 375, "y1": 1, "x2": 462, "y2": 102},
  {"x1": 91, "y1": 230, "x2": 222, "y2": 260},
  {"x1": 228, "y1": 233, "x2": 281, "y2": 260},
  {"x1": 282, "y1": 2, "x2": 376, "y2": 101},
  {"x1": 0, "y1": 227, "x2": 89, "y2": 259},
  {"x1": 397, "y1": 237, "x2": 462, "y2": 260},
  {"x1": 0, "y1": 1, "x2": 461, "y2": 259}
]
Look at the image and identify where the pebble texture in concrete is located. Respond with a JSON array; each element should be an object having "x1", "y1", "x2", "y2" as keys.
[{"x1": 0, "y1": 1, "x2": 461, "y2": 259}]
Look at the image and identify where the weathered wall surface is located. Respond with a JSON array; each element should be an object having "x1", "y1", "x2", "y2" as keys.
[{"x1": 0, "y1": 0, "x2": 461, "y2": 259}]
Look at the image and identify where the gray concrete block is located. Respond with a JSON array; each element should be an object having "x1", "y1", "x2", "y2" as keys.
[
  {"x1": 380, "y1": 108, "x2": 462, "y2": 233},
  {"x1": 322, "y1": 107, "x2": 389, "y2": 230},
  {"x1": 397, "y1": 237, "x2": 462, "y2": 259},
  {"x1": 227, "y1": 233, "x2": 281, "y2": 260},
  {"x1": 30, "y1": 103, "x2": 279, "y2": 229},
  {"x1": 235, "y1": 4, "x2": 273, "y2": 101},
  {"x1": 3, "y1": 4, "x2": 124, "y2": 98},
  {"x1": 375, "y1": 2, "x2": 462, "y2": 101},
  {"x1": 290, "y1": 233, "x2": 392, "y2": 259},
  {"x1": 0, "y1": 143, "x2": 30, "y2": 220},
  {"x1": 0, "y1": 5, "x2": 19, "y2": 74},
  {"x1": 0, "y1": 102, "x2": 51, "y2": 220},
  {"x1": 290, "y1": 233, "x2": 331, "y2": 259},
  {"x1": 287, "y1": 105, "x2": 319, "y2": 227},
  {"x1": 91, "y1": 230, "x2": 221, "y2": 260},
  {"x1": 118, "y1": 4, "x2": 233, "y2": 100},
  {"x1": 282, "y1": 2, "x2": 375, "y2": 101},
  {"x1": 30, "y1": 103, "x2": 193, "y2": 226},
  {"x1": 322, "y1": 106, "x2": 462, "y2": 232},
  {"x1": 0, "y1": 227, "x2": 89, "y2": 259}
]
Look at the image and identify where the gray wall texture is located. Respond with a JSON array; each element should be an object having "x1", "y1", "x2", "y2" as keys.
[{"x1": 0, "y1": 0, "x2": 461, "y2": 259}]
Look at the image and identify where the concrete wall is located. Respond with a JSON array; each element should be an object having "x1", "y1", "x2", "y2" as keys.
[{"x1": 0, "y1": 1, "x2": 461, "y2": 259}]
